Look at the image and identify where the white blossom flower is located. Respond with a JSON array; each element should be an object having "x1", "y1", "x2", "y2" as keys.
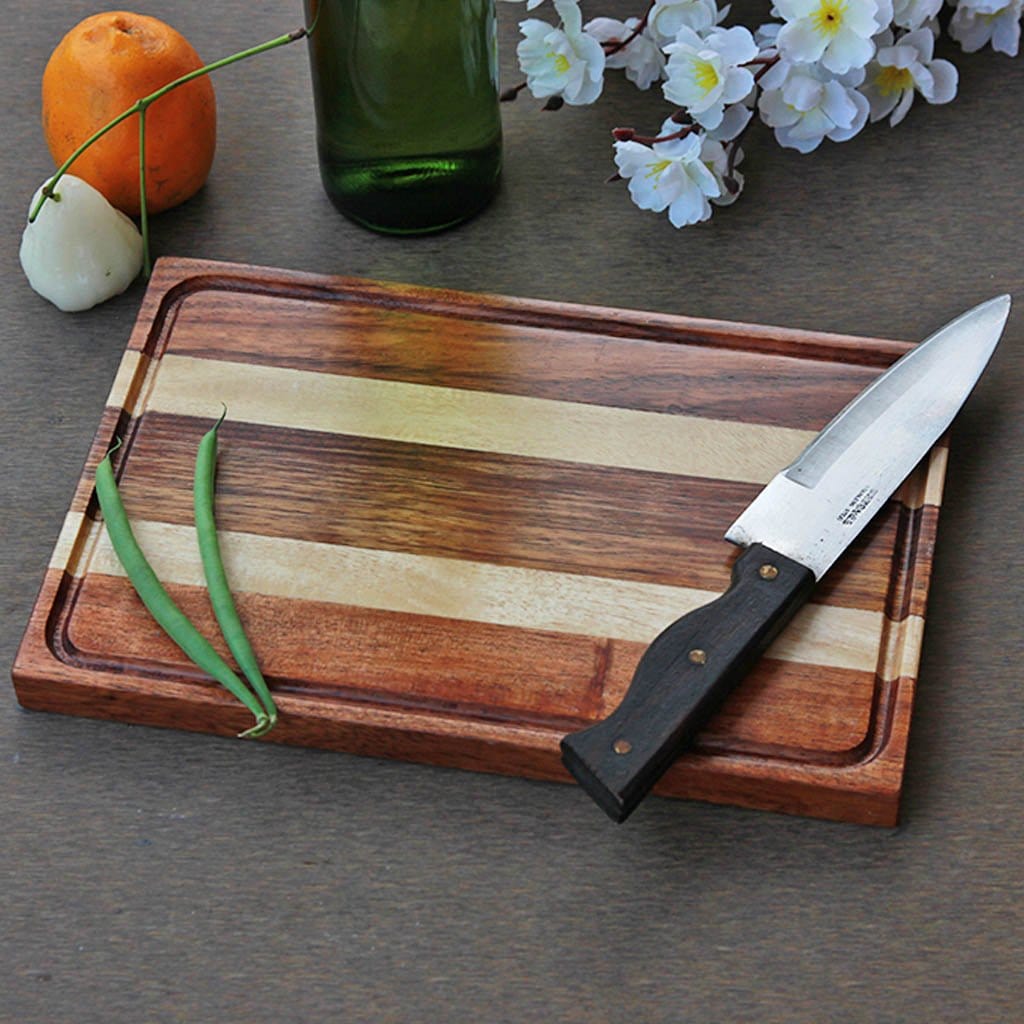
[
  {"x1": 20, "y1": 175, "x2": 143, "y2": 312},
  {"x1": 517, "y1": 0, "x2": 606, "y2": 105},
  {"x1": 949, "y1": 0, "x2": 1022, "y2": 56},
  {"x1": 757, "y1": 59, "x2": 870, "y2": 151},
  {"x1": 614, "y1": 130, "x2": 721, "y2": 226},
  {"x1": 892, "y1": 0, "x2": 943, "y2": 28},
  {"x1": 514, "y1": 0, "x2": 1011, "y2": 226},
  {"x1": 585, "y1": 16, "x2": 666, "y2": 89},
  {"x1": 754, "y1": 21, "x2": 782, "y2": 48},
  {"x1": 700, "y1": 136, "x2": 745, "y2": 204},
  {"x1": 775, "y1": 0, "x2": 888, "y2": 73},
  {"x1": 705, "y1": 100, "x2": 754, "y2": 140},
  {"x1": 663, "y1": 25, "x2": 759, "y2": 129},
  {"x1": 648, "y1": 0, "x2": 724, "y2": 45},
  {"x1": 861, "y1": 28, "x2": 958, "y2": 125},
  {"x1": 500, "y1": 0, "x2": 547, "y2": 9}
]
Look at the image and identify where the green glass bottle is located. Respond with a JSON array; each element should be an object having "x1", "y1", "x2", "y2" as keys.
[{"x1": 304, "y1": 0, "x2": 503, "y2": 234}]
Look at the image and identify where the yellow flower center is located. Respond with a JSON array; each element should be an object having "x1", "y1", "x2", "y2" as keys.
[
  {"x1": 646, "y1": 159, "x2": 671, "y2": 180},
  {"x1": 694, "y1": 58, "x2": 720, "y2": 93},
  {"x1": 552, "y1": 52, "x2": 571, "y2": 74},
  {"x1": 875, "y1": 65, "x2": 914, "y2": 95},
  {"x1": 811, "y1": 0, "x2": 846, "y2": 37}
]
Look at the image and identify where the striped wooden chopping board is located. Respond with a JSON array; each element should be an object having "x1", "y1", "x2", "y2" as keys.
[{"x1": 13, "y1": 258, "x2": 944, "y2": 824}]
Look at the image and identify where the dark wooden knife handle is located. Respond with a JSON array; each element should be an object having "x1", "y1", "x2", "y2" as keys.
[{"x1": 560, "y1": 544, "x2": 816, "y2": 822}]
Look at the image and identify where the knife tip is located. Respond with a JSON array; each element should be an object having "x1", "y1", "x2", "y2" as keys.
[
  {"x1": 986, "y1": 293, "x2": 1012, "y2": 317},
  {"x1": 967, "y1": 294, "x2": 1012, "y2": 341}
]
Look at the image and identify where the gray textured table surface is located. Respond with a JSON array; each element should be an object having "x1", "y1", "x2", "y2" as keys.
[{"x1": 3, "y1": 2, "x2": 1022, "y2": 1021}]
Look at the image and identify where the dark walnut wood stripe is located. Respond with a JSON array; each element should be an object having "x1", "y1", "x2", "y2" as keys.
[
  {"x1": 883, "y1": 504, "x2": 940, "y2": 621},
  {"x1": 63, "y1": 574, "x2": 877, "y2": 759},
  {"x1": 166, "y1": 288, "x2": 886, "y2": 430},
  {"x1": 118, "y1": 411, "x2": 907, "y2": 612}
]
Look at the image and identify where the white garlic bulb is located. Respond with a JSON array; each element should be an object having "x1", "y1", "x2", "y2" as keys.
[{"x1": 20, "y1": 175, "x2": 144, "y2": 312}]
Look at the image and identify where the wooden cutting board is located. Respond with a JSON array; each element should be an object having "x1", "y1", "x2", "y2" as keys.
[{"x1": 13, "y1": 258, "x2": 945, "y2": 825}]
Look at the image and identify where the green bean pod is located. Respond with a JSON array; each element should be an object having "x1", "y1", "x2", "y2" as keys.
[
  {"x1": 95, "y1": 446, "x2": 270, "y2": 738},
  {"x1": 193, "y1": 412, "x2": 278, "y2": 734}
]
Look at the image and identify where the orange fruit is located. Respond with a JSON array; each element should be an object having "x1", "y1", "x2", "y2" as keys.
[{"x1": 42, "y1": 11, "x2": 217, "y2": 216}]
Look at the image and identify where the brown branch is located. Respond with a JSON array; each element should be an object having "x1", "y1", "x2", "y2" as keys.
[
  {"x1": 613, "y1": 121, "x2": 698, "y2": 146},
  {"x1": 602, "y1": 0, "x2": 656, "y2": 56}
]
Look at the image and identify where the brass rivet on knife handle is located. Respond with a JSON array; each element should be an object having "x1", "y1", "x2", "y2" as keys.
[
  {"x1": 759, "y1": 564, "x2": 779, "y2": 580},
  {"x1": 613, "y1": 739, "x2": 632, "y2": 755},
  {"x1": 688, "y1": 649, "x2": 707, "y2": 665}
]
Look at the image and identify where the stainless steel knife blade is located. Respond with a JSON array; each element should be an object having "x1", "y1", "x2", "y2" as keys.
[
  {"x1": 725, "y1": 295, "x2": 1011, "y2": 578},
  {"x1": 560, "y1": 295, "x2": 1011, "y2": 822}
]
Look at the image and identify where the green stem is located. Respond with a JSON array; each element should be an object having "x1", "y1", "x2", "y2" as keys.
[
  {"x1": 28, "y1": 23, "x2": 314, "y2": 227},
  {"x1": 30, "y1": 102, "x2": 142, "y2": 217},
  {"x1": 138, "y1": 105, "x2": 151, "y2": 278}
]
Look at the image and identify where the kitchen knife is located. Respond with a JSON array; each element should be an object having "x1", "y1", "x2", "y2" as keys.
[{"x1": 560, "y1": 295, "x2": 1011, "y2": 822}]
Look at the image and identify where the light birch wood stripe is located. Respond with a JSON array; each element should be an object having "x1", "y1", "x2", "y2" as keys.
[
  {"x1": 921, "y1": 445, "x2": 947, "y2": 508},
  {"x1": 70, "y1": 517, "x2": 905, "y2": 676},
  {"x1": 880, "y1": 614, "x2": 926, "y2": 684},
  {"x1": 891, "y1": 445, "x2": 946, "y2": 511},
  {"x1": 106, "y1": 349, "x2": 143, "y2": 416},
  {"x1": 101, "y1": 352, "x2": 942, "y2": 507},
  {"x1": 50, "y1": 509, "x2": 89, "y2": 571},
  {"x1": 143, "y1": 355, "x2": 817, "y2": 486}
]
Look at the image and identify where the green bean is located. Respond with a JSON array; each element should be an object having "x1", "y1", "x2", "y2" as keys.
[
  {"x1": 194, "y1": 410, "x2": 278, "y2": 735},
  {"x1": 95, "y1": 443, "x2": 270, "y2": 738}
]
